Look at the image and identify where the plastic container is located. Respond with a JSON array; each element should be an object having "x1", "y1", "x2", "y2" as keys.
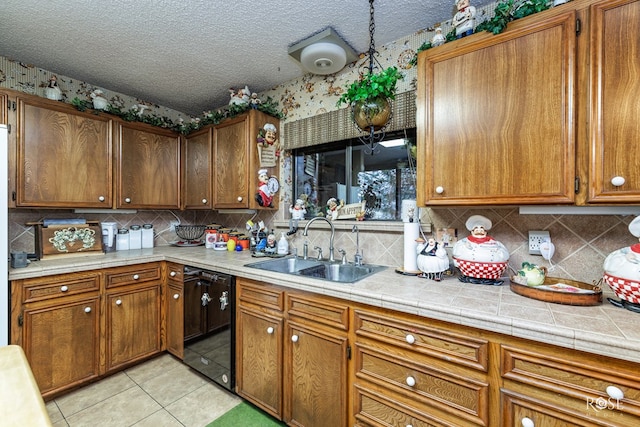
[
  {"x1": 116, "y1": 228, "x2": 130, "y2": 251},
  {"x1": 142, "y1": 224, "x2": 154, "y2": 248},
  {"x1": 277, "y1": 232, "x2": 289, "y2": 255},
  {"x1": 129, "y1": 225, "x2": 142, "y2": 250},
  {"x1": 205, "y1": 229, "x2": 218, "y2": 249}
]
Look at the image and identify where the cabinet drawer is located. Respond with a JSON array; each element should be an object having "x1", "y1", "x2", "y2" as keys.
[
  {"x1": 105, "y1": 263, "x2": 161, "y2": 288},
  {"x1": 21, "y1": 272, "x2": 100, "y2": 303},
  {"x1": 355, "y1": 343, "x2": 489, "y2": 426},
  {"x1": 354, "y1": 309, "x2": 488, "y2": 372},
  {"x1": 237, "y1": 279, "x2": 284, "y2": 311},
  {"x1": 502, "y1": 389, "x2": 613, "y2": 427},
  {"x1": 165, "y1": 262, "x2": 184, "y2": 284},
  {"x1": 354, "y1": 385, "x2": 455, "y2": 427},
  {"x1": 287, "y1": 293, "x2": 349, "y2": 331},
  {"x1": 501, "y1": 344, "x2": 640, "y2": 420}
]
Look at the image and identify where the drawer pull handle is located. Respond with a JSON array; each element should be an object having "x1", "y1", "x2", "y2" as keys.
[
  {"x1": 435, "y1": 186, "x2": 444, "y2": 194},
  {"x1": 170, "y1": 271, "x2": 177, "y2": 277},
  {"x1": 60, "y1": 285, "x2": 69, "y2": 292},
  {"x1": 237, "y1": 196, "x2": 243, "y2": 202},
  {"x1": 606, "y1": 385, "x2": 624, "y2": 400},
  {"x1": 406, "y1": 425, "x2": 413, "y2": 427},
  {"x1": 611, "y1": 176, "x2": 626, "y2": 187},
  {"x1": 173, "y1": 293, "x2": 180, "y2": 300},
  {"x1": 116, "y1": 299, "x2": 122, "y2": 306},
  {"x1": 521, "y1": 417, "x2": 534, "y2": 427},
  {"x1": 133, "y1": 274, "x2": 140, "y2": 280},
  {"x1": 202, "y1": 198, "x2": 208, "y2": 204},
  {"x1": 84, "y1": 307, "x2": 92, "y2": 313},
  {"x1": 406, "y1": 376, "x2": 416, "y2": 387},
  {"x1": 124, "y1": 197, "x2": 132, "y2": 203},
  {"x1": 291, "y1": 334, "x2": 299, "y2": 343},
  {"x1": 267, "y1": 327, "x2": 274, "y2": 334},
  {"x1": 98, "y1": 196, "x2": 105, "y2": 202},
  {"x1": 405, "y1": 334, "x2": 415, "y2": 344}
]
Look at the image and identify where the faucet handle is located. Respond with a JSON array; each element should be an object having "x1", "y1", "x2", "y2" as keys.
[
  {"x1": 314, "y1": 246, "x2": 323, "y2": 261},
  {"x1": 339, "y1": 249, "x2": 347, "y2": 264}
]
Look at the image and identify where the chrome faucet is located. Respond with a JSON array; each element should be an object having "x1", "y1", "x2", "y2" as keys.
[
  {"x1": 303, "y1": 216, "x2": 336, "y2": 262},
  {"x1": 352, "y1": 225, "x2": 363, "y2": 266}
]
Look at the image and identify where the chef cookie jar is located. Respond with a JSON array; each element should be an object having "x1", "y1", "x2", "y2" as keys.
[
  {"x1": 603, "y1": 216, "x2": 640, "y2": 313},
  {"x1": 452, "y1": 215, "x2": 509, "y2": 285}
]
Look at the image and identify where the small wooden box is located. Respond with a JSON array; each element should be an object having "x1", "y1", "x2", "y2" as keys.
[{"x1": 28, "y1": 221, "x2": 103, "y2": 260}]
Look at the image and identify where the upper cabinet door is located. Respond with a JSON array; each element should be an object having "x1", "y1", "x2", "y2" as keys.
[
  {"x1": 588, "y1": 0, "x2": 640, "y2": 203},
  {"x1": 182, "y1": 127, "x2": 212, "y2": 210},
  {"x1": 16, "y1": 97, "x2": 113, "y2": 208},
  {"x1": 116, "y1": 122, "x2": 180, "y2": 209},
  {"x1": 417, "y1": 10, "x2": 577, "y2": 206},
  {"x1": 213, "y1": 114, "x2": 250, "y2": 209}
]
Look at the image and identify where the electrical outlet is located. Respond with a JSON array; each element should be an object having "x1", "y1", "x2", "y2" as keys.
[
  {"x1": 529, "y1": 230, "x2": 550, "y2": 255},
  {"x1": 170, "y1": 221, "x2": 180, "y2": 232}
]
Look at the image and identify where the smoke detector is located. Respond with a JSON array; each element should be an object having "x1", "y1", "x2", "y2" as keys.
[{"x1": 288, "y1": 27, "x2": 357, "y2": 75}]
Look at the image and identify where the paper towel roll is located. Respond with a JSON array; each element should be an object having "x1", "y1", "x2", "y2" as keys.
[
  {"x1": 401, "y1": 199, "x2": 417, "y2": 223},
  {"x1": 403, "y1": 222, "x2": 420, "y2": 272}
]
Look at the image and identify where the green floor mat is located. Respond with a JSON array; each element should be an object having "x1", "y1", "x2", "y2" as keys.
[{"x1": 207, "y1": 402, "x2": 286, "y2": 427}]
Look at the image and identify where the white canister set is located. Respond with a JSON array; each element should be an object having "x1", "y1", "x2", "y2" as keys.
[{"x1": 101, "y1": 222, "x2": 154, "y2": 252}]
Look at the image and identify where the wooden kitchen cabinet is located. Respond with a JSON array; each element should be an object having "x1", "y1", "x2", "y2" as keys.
[
  {"x1": 352, "y1": 307, "x2": 491, "y2": 426},
  {"x1": 182, "y1": 126, "x2": 212, "y2": 209},
  {"x1": 417, "y1": 8, "x2": 577, "y2": 206},
  {"x1": 586, "y1": 0, "x2": 640, "y2": 203},
  {"x1": 15, "y1": 94, "x2": 114, "y2": 208},
  {"x1": 236, "y1": 279, "x2": 285, "y2": 418},
  {"x1": 10, "y1": 272, "x2": 101, "y2": 399},
  {"x1": 104, "y1": 263, "x2": 162, "y2": 372},
  {"x1": 1, "y1": 92, "x2": 17, "y2": 209},
  {"x1": 164, "y1": 262, "x2": 185, "y2": 358},
  {"x1": 213, "y1": 110, "x2": 279, "y2": 210},
  {"x1": 116, "y1": 121, "x2": 180, "y2": 209}
]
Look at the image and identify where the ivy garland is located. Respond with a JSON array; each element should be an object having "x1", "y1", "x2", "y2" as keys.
[
  {"x1": 409, "y1": 0, "x2": 551, "y2": 66},
  {"x1": 70, "y1": 96, "x2": 283, "y2": 135}
]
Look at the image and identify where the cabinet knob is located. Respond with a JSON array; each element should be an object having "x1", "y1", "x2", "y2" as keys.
[
  {"x1": 170, "y1": 271, "x2": 177, "y2": 277},
  {"x1": 84, "y1": 307, "x2": 92, "y2": 313},
  {"x1": 267, "y1": 327, "x2": 274, "y2": 334},
  {"x1": 132, "y1": 274, "x2": 139, "y2": 280},
  {"x1": 606, "y1": 385, "x2": 624, "y2": 400},
  {"x1": 291, "y1": 334, "x2": 299, "y2": 342},
  {"x1": 173, "y1": 293, "x2": 180, "y2": 300},
  {"x1": 202, "y1": 198, "x2": 208, "y2": 204},
  {"x1": 60, "y1": 285, "x2": 69, "y2": 292},
  {"x1": 115, "y1": 299, "x2": 122, "y2": 306},
  {"x1": 611, "y1": 176, "x2": 626, "y2": 187},
  {"x1": 435, "y1": 186, "x2": 444, "y2": 194},
  {"x1": 521, "y1": 417, "x2": 534, "y2": 427},
  {"x1": 406, "y1": 376, "x2": 416, "y2": 387},
  {"x1": 405, "y1": 334, "x2": 415, "y2": 344},
  {"x1": 98, "y1": 196, "x2": 105, "y2": 202},
  {"x1": 237, "y1": 196, "x2": 243, "y2": 202},
  {"x1": 124, "y1": 197, "x2": 132, "y2": 203}
]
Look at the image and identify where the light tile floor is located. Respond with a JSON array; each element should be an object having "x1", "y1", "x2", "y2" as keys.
[{"x1": 45, "y1": 353, "x2": 242, "y2": 427}]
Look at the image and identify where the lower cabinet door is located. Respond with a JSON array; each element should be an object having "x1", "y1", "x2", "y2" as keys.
[
  {"x1": 105, "y1": 285, "x2": 161, "y2": 371},
  {"x1": 165, "y1": 283, "x2": 184, "y2": 358},
  {"x1": 284, "y1": 321, "x2": 349, "y2": 427},
  {"x1": 22, "y1": 296, "x2": 100, "y2": 397},
  {"x1": 236, "y1": 306, "x2": 283, "y2": 418}
]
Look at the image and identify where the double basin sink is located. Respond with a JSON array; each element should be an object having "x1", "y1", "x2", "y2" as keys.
[{"x1": 245, "y1": 256, "x2": 386, "y2": 283}]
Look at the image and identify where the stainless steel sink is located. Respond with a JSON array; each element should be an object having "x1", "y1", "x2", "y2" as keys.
[{"x1": 245, "y1": 257, "x2": 385, "y2": 283}]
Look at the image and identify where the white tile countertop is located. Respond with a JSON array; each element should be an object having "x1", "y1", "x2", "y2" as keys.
[{"x1": 9, "y1": 246, "x2": 640, "y2": 364}]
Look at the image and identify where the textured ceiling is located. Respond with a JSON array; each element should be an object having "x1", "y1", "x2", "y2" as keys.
[{"x1": 0, "y1": 0, "x2": 493, "y2": 116}]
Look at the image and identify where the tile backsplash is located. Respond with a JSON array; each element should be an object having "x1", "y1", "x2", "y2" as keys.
[{"x1": 10, "y1": 207, "x2": 636, "y2": 290}]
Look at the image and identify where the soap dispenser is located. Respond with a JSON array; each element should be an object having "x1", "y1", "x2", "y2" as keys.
[{"x1": 277, "y1": 232, "x2": 289, "y2": 255}]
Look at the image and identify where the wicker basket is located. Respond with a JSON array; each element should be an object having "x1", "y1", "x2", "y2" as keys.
[
  {"x1": 510, "y1": 277, "x2": 603, "y2": 306},
  {"x1": 174, "y1": 225, "x2": 207, "y2": 241}
]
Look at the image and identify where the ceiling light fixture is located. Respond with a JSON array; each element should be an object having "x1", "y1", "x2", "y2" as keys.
[
  {"x1": 288, "y1": 27, "x2": 357, "y2": 75},
  {"x1": 379, "y1": 138, "x2": 406, "y2": 148}
]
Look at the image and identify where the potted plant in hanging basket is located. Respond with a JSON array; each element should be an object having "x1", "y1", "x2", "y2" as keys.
[{"x1": 336, "y1": 66, "x2": 403, "y2": 131}]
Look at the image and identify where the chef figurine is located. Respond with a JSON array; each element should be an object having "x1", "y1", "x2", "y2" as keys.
[
  {"x1": 288, "y1": 198, "x2": 307, "y2": 235},
  {"x1": 326, "y1": 197, "x2": 343, "y2": 220},
  {"x1": 264, "y1": 233, "x2": 277, "y2": 254},
  {"x1": 452, "y1": 0, "x2": 477, "y2": 39},
  {"x1": 603, "y1": 216, "x2": 640, "y2": 309},
  {"x1": 416, "y1": 237, "x2": 450, "y2": 281},
  {"x1": 431, "y1": 27, "x2": 446, "y2": 47},
  {"x1": 452, "y1": 215, "x2": 509, "y2": 283},
  {"x1": 44, "y1": 75, "x2": 62, "y2": 100},
  {"x1": 255, "y1": 169, "x2": 274, "y2": 207}
]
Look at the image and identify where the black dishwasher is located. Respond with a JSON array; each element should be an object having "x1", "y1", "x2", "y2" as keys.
[{"x1": 182, "y1": 266, "x2": 235, "y2": 391}]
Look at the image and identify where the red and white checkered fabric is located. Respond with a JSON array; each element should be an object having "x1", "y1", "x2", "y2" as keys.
[
  {"x1": 604, "y1": 273, "x2": 640, "y2": 304},
  {"x1": 454, "y1": 258, "x2": 508, "y2": 280}
]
